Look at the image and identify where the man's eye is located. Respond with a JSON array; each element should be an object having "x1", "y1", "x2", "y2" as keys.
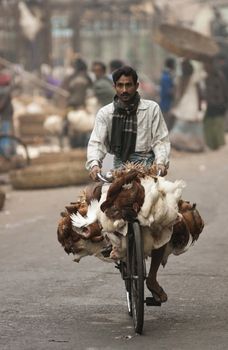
[{"x1": 116, "y1": 83, "x2": 133, "y2": 88}]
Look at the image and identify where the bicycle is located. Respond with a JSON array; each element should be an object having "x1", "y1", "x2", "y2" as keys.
[
  {"x1": 0, "y1": 133, "x2": 30, "y2": 169},
  {"x1": 97, "y1": 172, "x2": 161, "y2": 335}
]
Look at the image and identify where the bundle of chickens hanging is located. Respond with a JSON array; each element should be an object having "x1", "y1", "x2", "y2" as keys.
[{"x1": 57, "y1": 163, "x2": 204, "y2": 265}]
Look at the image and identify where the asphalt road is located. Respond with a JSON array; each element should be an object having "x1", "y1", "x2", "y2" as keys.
[{"x1": 0, "y1": 144, "x2": 228, "y2": 350}]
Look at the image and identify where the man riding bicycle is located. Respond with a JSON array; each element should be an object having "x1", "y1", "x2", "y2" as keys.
[{"x1": 86, "y1": 66, "x2": 170, "y2": 303}]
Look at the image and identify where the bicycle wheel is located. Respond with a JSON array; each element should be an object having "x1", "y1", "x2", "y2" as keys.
[
  {"x1": 130, "y1": 221, "x2": 145, "y2": 334},
  {"x1": 0, "y1": 134, "x2": 30, "y2": 168}
]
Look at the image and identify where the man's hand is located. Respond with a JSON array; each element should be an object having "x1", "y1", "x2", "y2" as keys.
[
  {"x1": 154, "y1": 164, "x2": 167, "y2": 176},
  {"x1": 89, "y1": 165, "x2": 101, "y2": 181}
]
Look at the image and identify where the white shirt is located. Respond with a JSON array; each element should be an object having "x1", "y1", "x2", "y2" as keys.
[
  {"x1": 172, "y1": 72, "x2": 206, "y2": 122},
  {"x1": 86, "y1": 99, "x2": 170, "y2": 170}
]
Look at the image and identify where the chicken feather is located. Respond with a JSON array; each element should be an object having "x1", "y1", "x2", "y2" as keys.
[{"x1": 71, "y1": 200, "x2": 99, "y2": 229}]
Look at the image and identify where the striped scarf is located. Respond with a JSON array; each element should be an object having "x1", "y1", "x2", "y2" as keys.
[{"x1": 110, "y1": 92, "x2": 140, "y2": 162}]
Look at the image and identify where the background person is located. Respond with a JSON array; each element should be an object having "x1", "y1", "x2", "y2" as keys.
[
  {"x1": 203, "y1": 59, "x2": 227, "y2": 150},
  {"x1": 91, "y1": 61, "x2": 115, "y2": 107},
  {"x1": 62, "y1": 57, "x2": 93, "y2": 148},
  {"x1": 108, "y1": 59, "x2": 124, "y2": 81},
  {"x1": 0, "y1": 64, "x2": 14, "y2": 156},
  {"x1": 169, "y1": 59, "x2": 205, "y2": 152},
  {"x1": 159, "y1": 57, "x2": 176, "y2": 130},
  {"x1": 62, "y1": 57, "x2": 92, "y2": 110}
]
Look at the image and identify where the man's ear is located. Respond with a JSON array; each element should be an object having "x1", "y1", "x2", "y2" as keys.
[{"x1": 136, "y1": 82, "x2": 139, "y2": 90}]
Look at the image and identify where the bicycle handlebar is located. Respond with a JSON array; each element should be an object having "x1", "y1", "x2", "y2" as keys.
[
  {"x1": 97, "y1": 168, "x2": 161, "y2": 183},
  {"x1": 97, "y1": 171, "x2": 114, "y2": 183}
]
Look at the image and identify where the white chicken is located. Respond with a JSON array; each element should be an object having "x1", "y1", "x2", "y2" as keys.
[
  {"x1": 67, "y1": 109, "x2": 95, "y2": 133},
  {"x1": 138, "y1": 176, "x2": 185, "y2": 230},
  {"x1": 43, "y1": 115, "x2": 63, "y2": 136},
  {"x1": 71, "y1": 200, "x2": 99, "y2": 237}
]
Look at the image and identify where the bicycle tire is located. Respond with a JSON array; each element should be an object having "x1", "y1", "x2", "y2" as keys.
[
  {"x1": 130, "y1": 221, "x2": 145, "y2": 334},
  {"x1": 0, "y1": 134, "x2": 30, "y2": 167}
]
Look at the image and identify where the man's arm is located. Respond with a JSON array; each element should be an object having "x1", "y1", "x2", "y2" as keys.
[
  {"x1": 151, "y1": 104, "x2": 171, "y2": 175},
  {"x1": 86, "y1": 107, "x2": 109, "y2": 179}
]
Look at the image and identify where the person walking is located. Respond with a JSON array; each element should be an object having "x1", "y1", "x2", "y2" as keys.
[
  {"x1": 108, "y1": 59, "x2": 124, "y2": 81},
  {"x1": 91, "y1": 61, "x2": 115, "y2": 107},
  {"x1": 0, "y1": 64, "x2": 14, "y2": 156},
  {"x1": 159, "y1": 57, "x2": 176, "y2": 130},
  {"x1": 86, "y1": 66, "x2": 170, "y2": 302},
  {"x1": 63, "y1": 57, "x2": 92, "y2": 110},
  {"x1": 170, "y1": 59, "x2": 206, "y2": 152},
  {"x1": 62, "y1": 57, "x2": 93, "y2": 148},
  {"x1": 203, "y1": 59, "x2": 227, "y2": 150}
]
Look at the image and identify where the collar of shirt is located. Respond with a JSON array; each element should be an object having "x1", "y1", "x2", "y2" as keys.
[{"x1": 137, "y1": 99, "x2": 150, "y2": 111}]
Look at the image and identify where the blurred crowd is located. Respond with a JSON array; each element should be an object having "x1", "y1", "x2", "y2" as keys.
[
  {"x1": 0, "y1": 53, "x2": 227, "y2": 156},
  {"x1": 0, "y1": 56, "x2": 158, "y2": 153},
  {"x1": 159, "y1": 55, "x2": 228, "y2": 152}
]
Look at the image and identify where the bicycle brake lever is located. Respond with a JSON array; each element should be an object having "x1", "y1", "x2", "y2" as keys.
[{"x1": 97, "y1": 173, "x2": 110, "y2": 183}]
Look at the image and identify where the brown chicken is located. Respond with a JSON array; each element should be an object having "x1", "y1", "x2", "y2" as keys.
[
  {"x1": 57, "y1": 199, "x2": 104, "y2": 259},
  {"x1": 100, "y1": 169, "x2": 145, "y2": 222},
  {"x1": 161, "y1": 199, "x2": 205, "y2": 268},
  {"x1": 171, "y1": 200, "x2": 204, "y2": 250}
]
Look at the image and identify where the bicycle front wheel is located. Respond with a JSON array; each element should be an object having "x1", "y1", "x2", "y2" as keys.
[{"x1": 130, "y1": 221, "x2": 145, "y2": 334}]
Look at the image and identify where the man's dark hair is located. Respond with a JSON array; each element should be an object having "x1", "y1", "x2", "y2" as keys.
[
  {"x1": 112, "y1": 66, "x2": 138, "y2": 85},
  {"x1": 165, "y1": 57, "x2": 175, "y2": 70},
  {"x1": 109, "y1": 59, "x2": 124, "y2": 72},
  {"x1": 73, "y1": 58, "x2": 87, "y2": 72},
  {"x1": 182, "y1": 59, "x2": 193, "y2": 76},
  {"x1": 92, "y1": 61, "x2": 106, "y2": 73}
]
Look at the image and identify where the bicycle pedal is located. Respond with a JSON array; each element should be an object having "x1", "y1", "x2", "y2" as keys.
[{"x1": 145, "y1": 297, "x2": 161, "y2": 307}]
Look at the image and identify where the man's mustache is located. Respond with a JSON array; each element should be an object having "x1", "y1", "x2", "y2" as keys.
[{"x1": 120, "y1": 93, "x2": 130, "y2": 97}]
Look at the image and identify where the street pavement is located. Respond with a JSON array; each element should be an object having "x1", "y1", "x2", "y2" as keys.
[{"x1": 0, "y1": 143, "x2": 228, "y2": 350}]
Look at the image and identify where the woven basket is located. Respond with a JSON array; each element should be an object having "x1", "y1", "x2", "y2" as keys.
[
  {"x1": 10, "y1": 161, "x2": 89, "y2": 189},
  {"x1": 31, "y1": 149, "x2": 87, "y2": 166},
  {"x1": 154, "y1": 23, "x2": 219, "y2": 61}
]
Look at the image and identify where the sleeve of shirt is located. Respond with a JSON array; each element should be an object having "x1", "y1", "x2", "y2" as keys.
[
  {"x1": 86, "y1": 107, "x2": 109, "y2": 170},
  {"x1": 151, "y1": 104, "x2": 171, "y2": 166}
]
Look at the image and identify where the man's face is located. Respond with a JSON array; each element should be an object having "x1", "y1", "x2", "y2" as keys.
[
  {"x1": 92, "y1": 64, "x2": 104, "y2": 79},
  {"x1": 114, "y1": 75, "x2": 139, "y2": 103}
]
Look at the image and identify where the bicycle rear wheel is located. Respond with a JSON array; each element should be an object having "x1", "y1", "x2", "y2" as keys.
[{"x1": 130, "y1": 221, "x2": 145, "y2": 334}]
